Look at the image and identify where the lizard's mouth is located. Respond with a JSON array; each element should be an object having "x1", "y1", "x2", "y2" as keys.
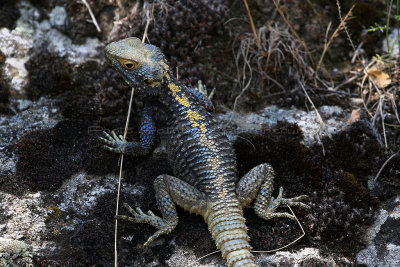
[{"x1": 104, "y1": 51, "x2": 113, "y2": 64}]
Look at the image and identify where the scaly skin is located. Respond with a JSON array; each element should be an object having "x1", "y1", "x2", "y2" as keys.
[{"x1": 100, "y1": 37, "x2": 310, "y2": 267}]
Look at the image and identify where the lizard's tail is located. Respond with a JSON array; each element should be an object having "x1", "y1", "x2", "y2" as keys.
[{"x1": 206, "y1": 203, "x2": 257, "y2": 267}]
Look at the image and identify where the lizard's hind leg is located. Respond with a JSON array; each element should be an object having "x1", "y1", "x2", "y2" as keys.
[
  {"x1": 236, "y1": 163, "x2": 310, "y2": 221},
  {"x1": 118, "y1": 174, "x2": 207, "y2": 247}
]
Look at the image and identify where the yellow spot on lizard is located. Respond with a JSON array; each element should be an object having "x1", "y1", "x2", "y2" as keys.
[
  {"x1": 208, "y1": 157, "x2": 221, "y2": 170},
  {"x1": 186, "y1": 109, "x2": 204, "y2": 127},
  {"x1": 168, "y1": 82, "x2": 190, "y2": 107},
  {"x1": 215, "y1": 174, "x2": 227, "y2": 199},
  {"x1": 168, "y1": 82, "x2": 180, "y2": 93},
  {"x1": 200, "y1": 122, "x2": 207, "y2": 133}
]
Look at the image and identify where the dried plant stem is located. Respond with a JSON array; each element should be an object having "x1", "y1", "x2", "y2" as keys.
[
  {"x1": 374, "y1": 152, "x2": 399, "y2": 181},
  {"x1": 142, "y1": 7, "x2": 152, "y2": 43},
  {"x1": 233, "y1": 40, "x2": 253, "y2": 113},
  {"x1": 242, "y1": 0, "x2": 260, "y2": 49},
  {"x1": 336, "y1": 0, "x2": 356, "y2": 54},
  {"x1": 80, "y1": 0, "x2": 101, "y2": 32},
  {"x1": 114, "y1": 23, "x2": 150, "y2": 267},
  {"x1": 377, "y1": 97, "x2": 388, "y2": 148},
  {"x1": 298, "y1": 79, "x2": 328, "y2": 138},
  {"x1": 316, "y1": 4, "x2": 355, "y2": 72},
  {"x1": 253, "y1": 205, "x2": 305, "y2": 253},
  {"x1": 114, "y1": 87, "x2": 135, "y2": 267},
  {"x1": 272, "y1": 0, "x2": 314, "y2": 67}
]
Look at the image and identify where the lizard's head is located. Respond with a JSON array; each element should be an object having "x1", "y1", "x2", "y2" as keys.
[{"x1": 104, "y1": 37, "x2": 169, "y2": 95}]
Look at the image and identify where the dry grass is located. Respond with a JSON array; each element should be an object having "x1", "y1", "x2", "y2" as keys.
[
  {"x1": 316, "y1": 4, "x2": 355, "y2": 72},
  {"x1": 360, "y1": 57, "x2": 400, "y2": 147},
  {"x1": 228, "y1": 0, "x2": 400, "y2": 150},
  {"x1": 231, "y1": 22, "x2": 315, "y2": 112}
]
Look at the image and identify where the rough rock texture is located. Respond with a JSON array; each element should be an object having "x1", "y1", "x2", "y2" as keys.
[
  {"x1": 216, "y1": 105, "x2": 348, "y2": 147},
  {"x1": 357, "y1": 196, "x2": 400, "y2": 267}
]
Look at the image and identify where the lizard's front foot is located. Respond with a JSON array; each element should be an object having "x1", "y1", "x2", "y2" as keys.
[
  {"x1": 99, "y1": 131, "x2": 128, "y2": 154},
  {"x1": 116, "y1": 203, "x2": 176, "y2": 247},
  {"x1": 255, "y1": 187, "x2": 310, "y2": 221}
]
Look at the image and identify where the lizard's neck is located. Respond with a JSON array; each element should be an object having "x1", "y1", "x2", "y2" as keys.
[{"x1": 158, "y1": 71, "x2": 192, "y2": 111}]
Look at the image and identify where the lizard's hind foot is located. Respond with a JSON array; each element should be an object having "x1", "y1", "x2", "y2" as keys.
[
  {"x1": 255, "y1": 187, "x2": 310, "y2": 221},
  {"x1": 116, "y1": 203, "x2": 177, "y2": 247}
]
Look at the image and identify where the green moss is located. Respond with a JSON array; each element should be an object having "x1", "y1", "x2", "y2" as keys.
[
  {"x1": 338, "y1": 171, "x2": 369, "y2": 203},
  {"x1": 46, "y1": 206, "x2": 62, "y2": 221},
  {"x1": 25, "y1": 53, "x2": 74, "y2": 100},
  {"x1": 0, "y1": 0, "x2": 20, "y2": 29},
  {"x1": 326, "y1": 125, "x2": 383, "y2": 178}
]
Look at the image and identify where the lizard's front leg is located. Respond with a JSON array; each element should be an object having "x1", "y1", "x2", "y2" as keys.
[
  {"x1": 236, "y1": 163, "x2": 310, "y2": 221},
  {"x1": 99, "y1": 104, "x2": 156, "y2": 156},
  {"x1": 118, "y1": 174, "x2": 207, "y2": 247}
]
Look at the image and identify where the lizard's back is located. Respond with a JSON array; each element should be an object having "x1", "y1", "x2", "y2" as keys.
[{"x1": 164, "y1": 97, "x2": 237, "y2": 195}]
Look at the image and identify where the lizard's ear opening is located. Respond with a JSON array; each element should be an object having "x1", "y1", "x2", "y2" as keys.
[{"x1": 119, "y1": 59, "x2": 139, "y2": 70}]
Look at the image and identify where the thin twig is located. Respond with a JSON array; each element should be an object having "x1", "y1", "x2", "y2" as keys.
[
  {"x1": 115, "y1": 36, "x2": 146, "y2": 267},
  {"x1": 80, "y1": 0, "x2": 101, "y2": 32},
  {"x1": 253, "y1": 205, "x2": 305, "y2": 253},
  {"x1": 142, "y1": 7, "x2": 152, "y2": 43},
  {"x1": 272, "y1": 0, "x2": 314, "y2": 67},
  {"x1": 316, "y1": 4, "x2": 355, "y2": 72},
  {"x1": 336, "y1": 0, "x2": 357, "y2": 56},
  {"x1": 194, "y1": 251, "x2": 220, "y2": 265},
  {"x1": 298, "y1": 79, "x2": 330, "y2": 139},
  {"x1": 316, "y1": 88, "x2": 358, "y2": 97},
  {"x1": 233, "y1": 39, "x2": 253, "y2": 113},
  {"x1": 390, "y1": 93, "x2": 400, "y2": 124},
  {"x1": 374, "y1": 152, "x2": 399, "y2": 181},
  {"x1": 242, "y1": 0, "x2": 260, "y2": 49},
  {"x1": 378, "y1": 97, "x2": 388, "y2": 148},
  {"x1": 332, "y1": 73, "x2": 362, "y2": 91},
  {"x1": 114, "y1": 87, "x2": 135, "y2": 267},
  {"x1": 351, "y1": 41, "x2": 364, "y2": 64}
]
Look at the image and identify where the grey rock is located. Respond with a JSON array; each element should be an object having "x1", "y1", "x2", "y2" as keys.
[
  {"x1": 357, "y1": 196, "x2": 400, "y2": 267},
  {"x1": 216, "y1": 105, "x2": 348, "y2": 147},
  {"x1": 383, "y1": 29, "x2": 400, "y2": 58},
  {"x1": 49, "y1": 6, "x2": 68, "y2": 31},
  {"x1": 0, "y1": 237, "x2": 32, "y2": 267}
]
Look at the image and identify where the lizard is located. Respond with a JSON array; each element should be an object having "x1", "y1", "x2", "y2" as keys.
[{"x1": 99, "y1": 37, "x2": 310, "y2": 267}]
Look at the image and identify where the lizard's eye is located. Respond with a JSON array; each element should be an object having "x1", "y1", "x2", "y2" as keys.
[{"x1": 119, "y1": 59, "x2": 138, "y2": 70}]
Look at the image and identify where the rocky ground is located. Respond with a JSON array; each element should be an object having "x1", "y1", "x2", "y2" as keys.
[{"x1": 0, "y1": 0, "x2": 399, "y2": 266}]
